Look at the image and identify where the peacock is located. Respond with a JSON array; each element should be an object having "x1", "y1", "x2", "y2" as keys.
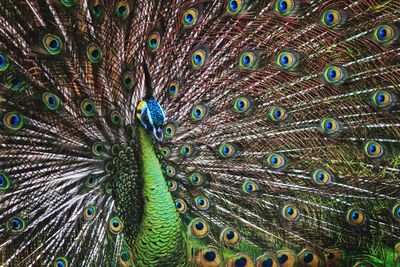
[{"x1": 0, "y1": 0, "x2": 399, "y2": 266}]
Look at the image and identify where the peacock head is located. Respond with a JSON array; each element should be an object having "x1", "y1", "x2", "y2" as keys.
[{"x1": 136, "y1": 98, "x2": 166, "y2": 142}]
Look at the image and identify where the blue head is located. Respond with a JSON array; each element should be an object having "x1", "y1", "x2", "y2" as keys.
[{"x1": 136, "y1": 98, "x2": 166, "y2": 142}]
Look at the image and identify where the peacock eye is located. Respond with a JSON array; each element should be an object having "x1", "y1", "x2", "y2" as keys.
[
  {"x1": 86, "y1": 43, "x2": 102, "y2": 63},
  {"x1": 229, "y1": 254, "x2": 253, "y2": 267},
  {"x1": 226, "y1": 0, "x2": 244, "y2": 15},
  {"x1": 109, "y1": 216, "x2": 123, "y2": 233},
  {"x1": 189, "y1": 218, "x2": 209, "y2": 238},
  {"x1": 321, "y1": 9, "x2": 343, "y2": 28},
  {"x1": 373, "y1": 25, "x2": 396, "y2": 45},
  {"x1": 81, "y1": 99, "x2": 96, "y2": 117},
  {"x1": 277, "y1": 249, "x2": 297, "y2": 266},
  {"x1": 189, "y1": 172, "x2": 204, "y2": 186},
  {"x1": 276, "y1": 51, "x2": 299, "y2": 70},
  {"x1": 0, "y1": 52, "x2": 10, "y2": 72},
  {"x1": 242, "y1": 180, "x2": 258, "y2": 194},
  {"x1": 320, "y1": 117, "x2": 340, "y2": 135},
  {"x1": 122, "y1": 71, "x2": 134, "y2": 91},
  {"x1": 148, "y1": 32, "x2": 161, "y2": 51},
  {"x1": 195, "y1": 196, "x2": 210, "y2": 210},
  {"x1": 8, "y1": 216, "x2": 26, "y2": 232},
  {"x1": 180, "y1": 143, "x2": 194, "y2": 157},
  {"x1": 90, "y1": 3, "x2": 103, "y2": 17},
  {"x1": 0, "y1": 172, "x2": 11, "y2": 191},
  {"x1": 5, "y1": 75, "x2": 26, "y2": 92},
  {"x1": 92, "y1": 142, "x2": 106, "y2": 156},
  {"x1": 42, "y1": 34, "x2": 63, "y2": 55},
  {"x1": 168, "y1": 80, "x2": 179, "y2": 97},
  {"x1": 353, "y1": 261, "x2": 373, "y2": 267},
  {"x1": 323, "y1": 66, "x2": 347, "y2": 85},
  {"x1": 298, "y1": 249, "x2": 321, "y2": 266},
  {"x1": 42, "y1": 92, "x2": 61, "y2": 111},
  {"x1": 282, "y1": 205, "x2": 300, "y2": 221},
  {"x1": 220, "y1": 227, "x2": 240, "y2": 246},
  {"x1": 3, "y1": 111, "x2": 24, "y2": 131},
  {"x1": 346, "y1": 208, "x2": 366, "y2": 226},
  {"x1": 239, "y1": 51, "x2": 258, "y2": 70},
  {"x1": 191, "y1": 103, "x2": 207, "y2": 121},
  {"x1": 392, "y1": 204, "x2": 400, "y2": 222},
  {"x1": 110, "y1": 111, "x2": 123, "y2": 126},
  {"x1": 164, "y1": 123, "x2": 177, "y2": 138},
  {"x1": 191, "y1": 49, "x2": 207, "y2": 68},
  {"x1": 85, "y1": 174, "x2": 98, "y2": 188},
  {"x1": 233, "y1": 96, "x2": 251, "y2": 113},
  {"x1": 371, "y1": 90, "x2": 393, "y2": 108},
  {"x1": 54, "y1": 257, "x2": 69, "y2": 267},
  {"x1": 182, "y1": 8, "x2": 199, "y2": 28},
  {"x1": 217, "y1": 143, "x2": 237, "y2": 159},
  {"x1": 115, "y1": 0, "x2": 130, "y2": 20},
  {"x1": 266, "y1": 153, "x2": 286, "y2": 169},
  {"x1": 164, "y1": 165, "x2": 176, "y2": 178},
  {"x1": 323, "y1": 247, "x2": 343, "y2": 266},
  {"x1": 167, "y1": 179, "x2": 178, "y2": 191},
  {"x1": 269, "y1": 106, "x2": 288, "y2": 122},
  {"x1": 256, "y1": 253, "x2": 279, "y2": 267},
  {"x1": 196, "y1": 247, "x2": 222, "y2": 265},
  {"x1": 160, "y1": 147, "x2": 171, "y2": 158},
  {"x1": 59, "y1": 0, "x2": 75, "y2": 7},
  {"x1": 274, "y1": 0, "x2": 294, "y2": 16},
  {"x1": 120, "y1": 251, "x2": 131, "y2": 262},
  {"x1": 175, "y1": 199, "x2": 187, "y2": 213},
  {"x1": 83, "y1": 205, "x2": 97, "y2": 220},
  {"x1": 364, "y1": 141, "x2": 384, "y2": 158},
  {"x1": 312, "y1": 169, "x2": 333, "y2": 185}
]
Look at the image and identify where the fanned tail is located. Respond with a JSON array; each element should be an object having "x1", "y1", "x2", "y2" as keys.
[{"x1": 152, "y1": 0, "x2": 400, "y2": 266}]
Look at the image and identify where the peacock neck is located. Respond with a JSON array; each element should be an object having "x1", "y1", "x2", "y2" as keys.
[{"x1": 134, "y1": 126, "x2": 187, "y2": 266}]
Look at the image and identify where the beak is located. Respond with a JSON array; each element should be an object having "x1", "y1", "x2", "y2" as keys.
[{"x1": 152, "y1": 127, "x2": 164, "y2": 143}]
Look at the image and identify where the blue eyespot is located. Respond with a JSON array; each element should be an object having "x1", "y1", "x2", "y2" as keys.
[
  {"x1": 321, "y1": 9, "x2": 343, "y2": 28},
  {"x1": 243, "y1": 55, "x2": 250, "y2": 65},
  {"x1": 12, "y1": 219, "x2": 20, "y2": 228},
  {"x1": 195, "y1": 221, "x2": 204, "y2": 230},
  {"x1": 226, "y1": 230, "x2": 235, "y2": 239},
  {"x1": 364, "y1": 141, "x2": 383, "y2": 158},
  {"x1": 190, "y1": 218, "x2": 209, "y2": 237},
  {"x1": 182, "y1": 8, "x2": 198, "y2": 28},
  {"x1": 304, "y1": 252, "x2": 313, "y2": 263},
  {"x1": 8, "y1": 216, "x2": 26, "y2": 232},
  {"x1": 0, "y1": 55, "x2": 5, "y2": 67},
  {"x1": 9, "y1": 114, "x2": 19, "y2": 127},
  {"x1": 282, "y1": 205, "x2": 300, "y2": 221},
  {"x1": 280, "y1": 1, "x2": 288, "y2": 12},
  {"x1": 221, "y1": 227, "x2": 240, "y2": 245},
  {"x1": 230, "y1": 0, "x2": 238, "y2": 10},
  {"x1": 0, "y1": 52, "x2": 9, "y2": 72},
  {"x1": 329, "y1": 69, "x2": 336, "y2": 79},
  {"x1": 346, "y1": 208, "x2": 366, "y2": 226},
  {"x1": 49, "y1": 39, "x2": 60, "y2": 51},
  {"x1": 379, "y1": 28, "x2": 387, "y2": 39},
  {"x1": 186, "y1": 14, "x2": 193, "y2": 23},
  {"x1": 54, "y1": 257, "x2": 68, "y2": 267},
  {"x1": 326, "y1": 12, "x2": 334, "y2": 24},
  {"x1": 205, "y1": 251, "x2": 216, "y2": 261}
]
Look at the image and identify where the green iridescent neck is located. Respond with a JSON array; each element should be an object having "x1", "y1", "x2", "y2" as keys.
[{"x1": 133, "y1": 126, "x2": 187, "y2": 266}]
